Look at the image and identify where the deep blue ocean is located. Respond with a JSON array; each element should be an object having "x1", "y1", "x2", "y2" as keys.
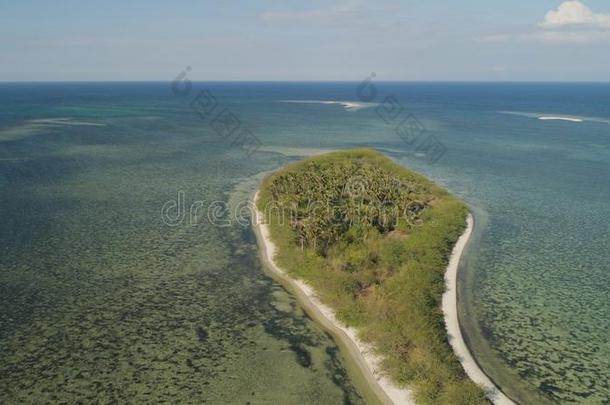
[{"x1": 1, "y1": 82, "x2": 609, "y2": 403}]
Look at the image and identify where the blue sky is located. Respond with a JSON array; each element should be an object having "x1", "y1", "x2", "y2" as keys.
[{"x1": 1, "y1": 0, "x2": 609, "y2": 81}]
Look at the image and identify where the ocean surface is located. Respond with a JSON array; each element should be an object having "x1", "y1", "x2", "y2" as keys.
[{"x1": 0, "y1": 82, "x2": 608, "y2": 403}]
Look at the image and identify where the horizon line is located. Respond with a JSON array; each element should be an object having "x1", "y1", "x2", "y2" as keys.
[{"x1": 1, "y1": 80, "x2": 610, "y2": 84}]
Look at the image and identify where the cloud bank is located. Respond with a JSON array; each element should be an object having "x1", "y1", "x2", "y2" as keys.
[
  {"x1": 481, "y1": 1, "x2": 610, "y2": 43},
  {"x1": 539, "y1": 1, "x2": 610, "y2": 29}
]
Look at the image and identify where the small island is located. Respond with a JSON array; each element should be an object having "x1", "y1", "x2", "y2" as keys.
[{"x1": 254, "y1": 149, "x2": 489, "y2": 404}]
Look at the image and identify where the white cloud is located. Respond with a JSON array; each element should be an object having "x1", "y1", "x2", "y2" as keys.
[
  {"x1": 539, "y1": 1, "x2": 610, "y2": 29},
  {"x1": 479, "y1": 1, "x2": 610, "y2": 44}
]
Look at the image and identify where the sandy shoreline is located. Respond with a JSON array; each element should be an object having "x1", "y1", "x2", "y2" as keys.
[
  {"x1": 254, "y1": 189, "x2": 513, "y2": 404},
  {"x1": 442, "y1": 214, "x2": 515, "y2": 405},
  {"x1": 253, "y1": 191, "x2": 411, "y2": 405},
  {"x1": 538, "y1": 116, "x2": 583, "y2": 122}
]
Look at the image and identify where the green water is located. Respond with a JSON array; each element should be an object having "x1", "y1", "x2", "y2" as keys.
[
  {"x1": 0, "y1": 85, "x2": 367, "y2": 403},
  {"x1": 1, "y1": 82, "x2": 609, "y2": 403}
]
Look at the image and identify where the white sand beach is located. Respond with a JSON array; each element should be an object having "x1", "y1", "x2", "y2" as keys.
[
  {"x1": 538, "y1": 116, "x2": 583, "y2": 122},
  {"x1": 255, "y1": 189, "x2": 514, "y2": 404},
  {"x1": 279, "y1": 100, "x2": 374, "y2": 111},
  {"x1": 442, "y1": 214, "x2": 515, "y2": 405},
  {"x1": 254, "y1": 191, "x2": 413, "y2": 405}
]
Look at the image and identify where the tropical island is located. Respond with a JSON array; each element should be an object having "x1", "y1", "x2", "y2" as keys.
[{"x1": 253, "y1": 149, "x2": 496, "y2": 404}]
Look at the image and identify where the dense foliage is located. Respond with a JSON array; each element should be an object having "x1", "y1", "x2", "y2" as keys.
[
  {"x1": 267, "y1": 159, "x2": 429, "y2": 255},
  {"x1": 257, "y1": 149, "x2": 488, "y2": 404}
]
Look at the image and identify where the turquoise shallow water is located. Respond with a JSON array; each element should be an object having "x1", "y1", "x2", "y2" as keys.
[{"x1": 1, "y1": 82, "x2": 609, "y2": 403}]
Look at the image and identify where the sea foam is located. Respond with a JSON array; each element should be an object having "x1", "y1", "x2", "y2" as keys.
[{"x1": 279, "y1": 100, "x2": 374, "y2": 111}]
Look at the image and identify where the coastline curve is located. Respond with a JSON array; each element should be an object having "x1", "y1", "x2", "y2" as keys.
[
  {"x1": 442, "y1": 214, "x2": 515, "y2": 405},
  {"x1": 254, "y1": 183, "x2": 515, "y2": 404},
  {"x1": 253, "y1": 191, "x2": 414, "y2": 405}
]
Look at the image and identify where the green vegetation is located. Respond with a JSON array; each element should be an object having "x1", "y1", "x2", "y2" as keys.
[{"x1": 257, "y1": 149, "x2": 488, "y2": 404}]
